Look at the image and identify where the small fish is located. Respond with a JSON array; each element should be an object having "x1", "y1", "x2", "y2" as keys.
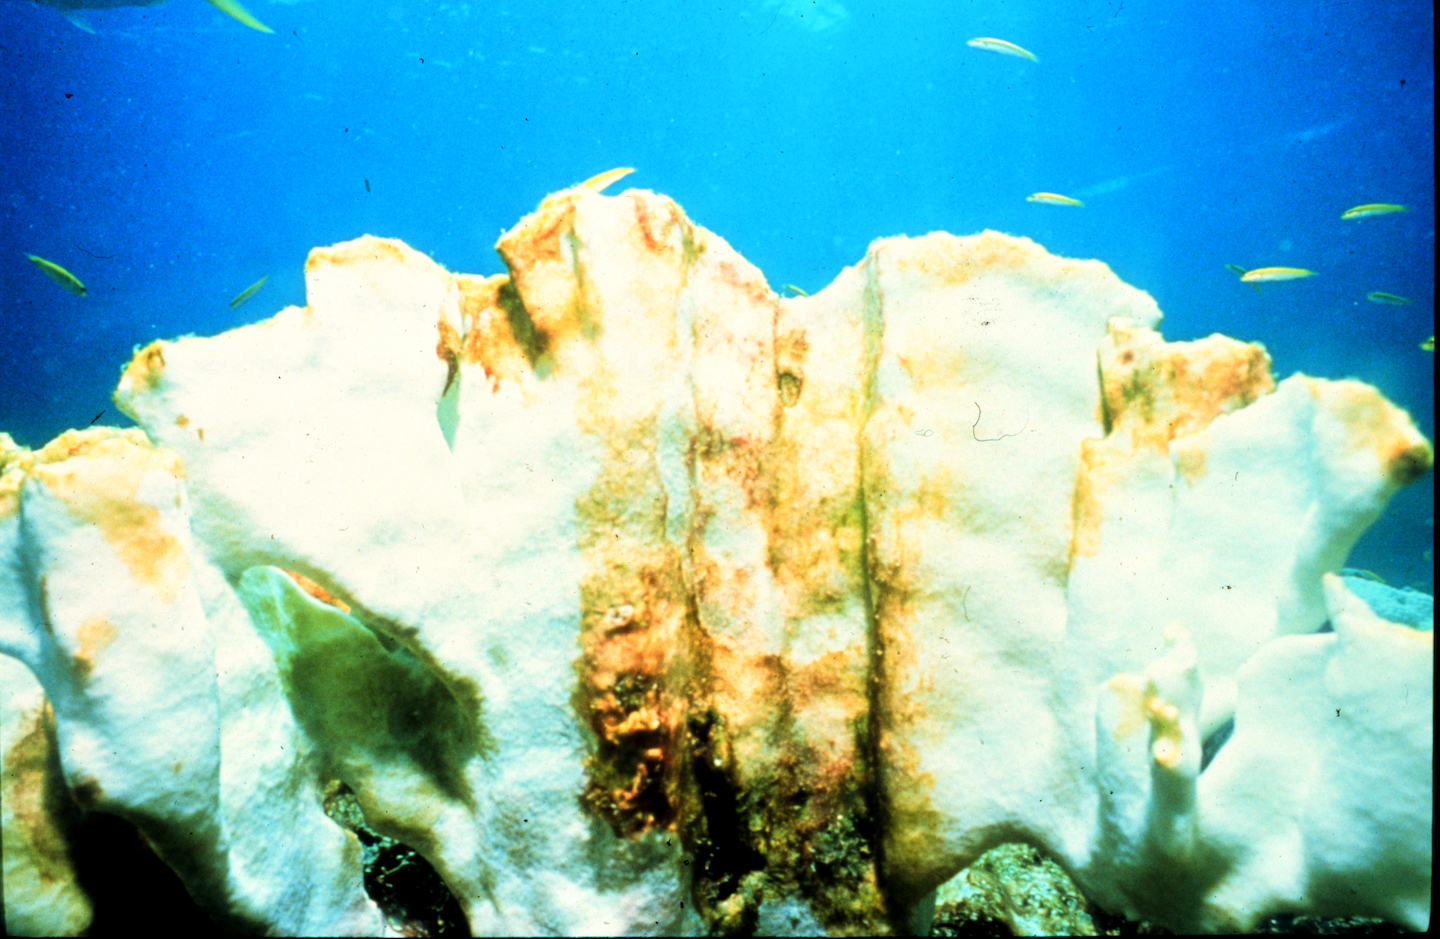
[
  {"x1": 1423, "y1": 335, "x2": 1435, "y2": 352},
  {"x1": 967, "y1": 37, "x2": 1038, "y2": 62},
  {"x1": 1340, "y1": 203, "x2": 1407, "y2": 220},
  {"x1": 580, "y1": 167, "x2": 635, "y2": 193},
  {"x1": 781, "y1": 284, "x2": 809, "y2": 297},
  {"x1": 1365, "y1": 291, "x2": 1412, "y2": 305},
  {"x1": 1239, "y1": 266, "x2": 1316, "y2": 283},
  {"x1": 1345, "y1": 569, "x2": 1387, "y2": 583},
  {"x1": 26, "y1": 254, "x2": 86, "y2": 297},
  {"x1": 1027, "y1": 192, "x2": 1083, "y2": 206},
  {"x1": 229, "y1": 275, "x2": 269, "y2": 309}
]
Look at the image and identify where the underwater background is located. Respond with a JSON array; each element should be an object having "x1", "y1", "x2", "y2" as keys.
[{"x1": 0, "y1": 0, "x2": 1432, "y2": 590}]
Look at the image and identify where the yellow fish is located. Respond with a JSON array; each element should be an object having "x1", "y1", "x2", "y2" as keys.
[
  {"x1": 580, "y1": 167, "x2": 635, "y2": 193},
  {"x1": 1340, "y1": 203, "x2": 1407, "y2": 220},
  {"x1": 26, "y1": 254, "x2": 86, "y2": 297},
  {"x1": 1240, "y1": 266, "x2": 1316, "y2": 283},
  {"x1": 1423, "y1": 335, "x2": 1435, "y2": 352},
  {"x1": 781, "y1": 284, "x2": 809, "y2": 297},
  {"x1": 229, "y1": 275, "x2": 270, "y2": 309},
  {"x1": 967, "y1": 37, "x2": 1038, "y2": 62},
  {"x1": 1365, "y1": 291, "x2": 1412, "y2": 305},
  {"x1": 1027, "y1": 192, "x2": 1083, "y2": 206}
]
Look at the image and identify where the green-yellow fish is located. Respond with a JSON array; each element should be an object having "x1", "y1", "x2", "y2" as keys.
[
  {"x1": 229, "y1": 275, "x2": 270, "y2": 309},
  {"x1": 1240, "y1": 266, "x2": 1316, "y2": 283},
  {"x1": 781, "y1": 284, "x2": 809, "y2": 297},
  {"x1": 26, "y1": 254, "x2": 86, "y2": 297},
  {"x1": 1422, "y1": 335, "x2": 1435, "y2": 352},
  {"x1": 1365, "y1": 291, "x2": 1412, "y2": 305},
  {"x1": 1027, "y1": 192, "x2": 1083, "y2": 206},
  {"x1": 580, "y1": 167, "x2": 634, "y2": 193},
  {"x1": 1340, "y1": 203, "x2": 1407, "y2": 220},
  {"x1": 967, "y1": 37, "x2": 1038, "y2": 62}
]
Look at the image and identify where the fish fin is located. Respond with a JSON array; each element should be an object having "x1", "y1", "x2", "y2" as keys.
[{"x1": 204, "y1": 0, "x2": 274, "y2": 33}]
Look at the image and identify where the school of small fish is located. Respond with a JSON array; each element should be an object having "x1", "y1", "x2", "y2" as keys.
[
  {"x1": 960, "y1": 39, "x2": 1426, "y2": 352},
  {"x1": 19, "y1": 28, "x2": 1430, "y2": 357}
]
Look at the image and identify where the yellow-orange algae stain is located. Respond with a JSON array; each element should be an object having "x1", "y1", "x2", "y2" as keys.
[
  {"x1": 2, "y1": 701, "x2": 83, "y2": 890},
  {"x1": 1101, "y1": 330, "x2": 1274, "y2": 458},
  {"x1": 503, "y1": 191, "x2": 579, "y2": 267},
  {"x1": 1069, "y1": 443, "x2": 1104, "y2": 561},
  {"x1": 577, "y1": 587, "x2": 683, "y2": 837},
  {"x1": 496, "y1": 194, "x2": 584, "y2": 350},
  {"x1": 283, "y1": 570, "x2": 352, "y2": 614},
  {"x1": 120, "y1": 342, "x2": 168, "y2": 394},
  {"x1": 631, "y1": 192, "x2": 690, "y2": 263},
  {"x1": 715, "y1": 256, "x2": 777, "y2": 313},
  {"x1": 1174, "y1": 446, "x2": 1208, "y2": 487},
  {"x1": 1106, "y1": 673, "x2": 1148, "y2": 740},
  {"x1": 1310, "y1": 378, "x2": 1434, "y2": 487},
  {"x1": 883, "y1": 230, "x2": 1039, "y2": 286},
  {"x1": 436, "y1": 315, "x2": 462, "y2": 396},
  {"x1": 784, "y1": 647, "x2": 870, "y2": 791},
  {"x1": 895, "y1": 342, "x2": 970, "y2": 389},
  {"x1": 173, "y1": 414, "x2": 206, "y2": 444},
  {"x1": 32, "y1": 432, "x2": 189, "y2": 604},
  {"x1": 305, "y1": 237, "x2": 410, "y2": 275},
  {"x1": 457, "y1": 273, "x2": 532, "y2": 389},
  {"x1": 72, "y1": 615, "x2": 117, "y2": 680}
]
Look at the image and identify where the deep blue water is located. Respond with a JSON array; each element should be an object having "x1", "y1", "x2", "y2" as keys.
[{"x1": 1, "y1": 0, "x2": 1432, "y2": 588}]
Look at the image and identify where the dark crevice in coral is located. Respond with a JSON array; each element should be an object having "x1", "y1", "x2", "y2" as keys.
[
  {"x1": 685, "y1": 709, "x2": 766, "y2": 922},
  {"x1": 1200, "y1": 717, "x2": 1233, "y2": 772},
  {"x1": 358, "y1": 832, "x2": 469, "y2": 937},
  {"x1": 856, "y1": 265, "x2": 897, "y2": 930},
  {"x1": 326, "y1": 781, "x2": 470, "y2": 937},
  {"x1": 68, "y1": 810, "x2": 245, "y2": 937},
  {"x1": 496, "y1": 278, "x2": 553, "y2": 376}
]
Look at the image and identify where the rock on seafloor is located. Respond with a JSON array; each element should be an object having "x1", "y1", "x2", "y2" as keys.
[{"x1": 0, "y1": 183, "x2": 1433, "y2": 936}]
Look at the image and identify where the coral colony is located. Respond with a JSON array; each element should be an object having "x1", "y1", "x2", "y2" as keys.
[{"x1": 2, "y1": 183, "x2": 1432, "y2": 936}]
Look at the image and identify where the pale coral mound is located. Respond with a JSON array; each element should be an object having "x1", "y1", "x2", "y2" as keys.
[{"x1": 1, "y1": 184, "x2": 1431, "y2": 936}]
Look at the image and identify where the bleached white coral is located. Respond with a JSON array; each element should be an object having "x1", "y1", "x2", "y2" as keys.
[{"x1": 1, "y1": 185, "x2": 1431, "y2": 935}]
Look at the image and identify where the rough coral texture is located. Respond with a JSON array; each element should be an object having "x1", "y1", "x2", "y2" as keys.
[{"x1": 0, "y1": 185, "x2": 1432, "y2": 936}]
